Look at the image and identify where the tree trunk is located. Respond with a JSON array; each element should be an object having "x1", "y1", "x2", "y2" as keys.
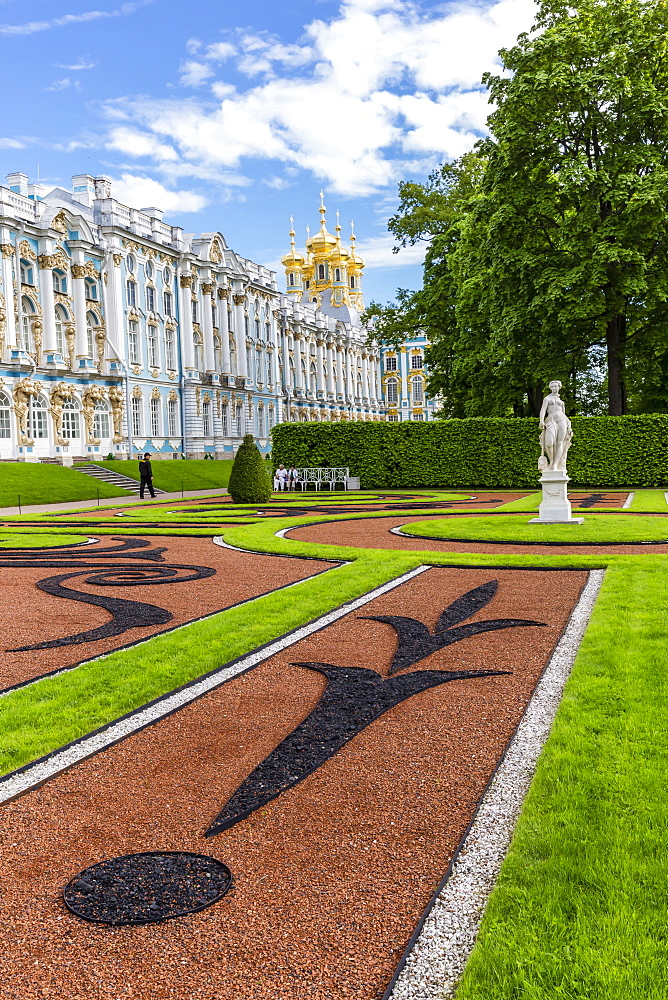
[
  {"x1": 606, "y1": 314, "x2": 627, "y2": 415},
  {"x1": 526, "y1": 382, "x2": 543, "y2": 417}
]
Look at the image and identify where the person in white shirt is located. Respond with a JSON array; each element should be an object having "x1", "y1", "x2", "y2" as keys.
[{"x1": 275, "y1": 464, "x2": 289, "y2": 491}]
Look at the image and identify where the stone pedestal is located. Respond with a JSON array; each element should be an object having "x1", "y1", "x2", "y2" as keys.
[{"x1": 529, "y1": 471, "x2": 584, "y2": 525}]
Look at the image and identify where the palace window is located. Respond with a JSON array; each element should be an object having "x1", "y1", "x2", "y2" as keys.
[
  {"x1": 193, "y1": 332, "x2": 204, "y2": 371},
  {"x1": 268, "y1": 407, "x2": 275, "y2": 430},
  {"x1": 288, "y1": 273, "x2": 295, "y2": 286},
  {"x1": 350, "y1": 276, "x2": 355, "y2": 288},
  {"x1": 147, "y1": 326, "x2": 159, "y2": 368},
  {"x1": 212, "y1": 303, "x2": 217, "y2": 328},
  {"x1": 412, "y1": 412, "x2": 425, "y2": 420},
  {"x1": 163, "y1": 290, "x2": 173, "y2": 317},
  {"x1": 258, "y1": 406, "x2": 265, "y2": 437},
  {"x1": 202, "y1": 400, "x2": 211, "y2": 437},
  {"x1": 131, "y1": 396, "x2": 142, "y2": 436},
  {"x1": 128, "y1": 320, "x2": 140, "y2": 364},
  {"x1": 0, "y1": 391, "x2": 11, "y2": 438},
  {"x1": 86, "y1": 311, "x2": 98, "y2": 358},
  {"x1": 165, "y1": 327, "x2": 176, "y2": 370},
  {"x1": 30, "y1": 395, "x2": 48, "y2": 439},
  {"x1": 335, "y1": 268, "x2": 341, "y2": 282},
  {"x1": 254, "y1": 318, "x2": 261, "y2": 339},
  {"x1": 214, "y1": 335, "x2": 222, "y2": 372},
  {"x1": 126, "y1": 279, "x2": 137, "y2": 307},
  {"x1": 145, "y1": 260, "x2": 153, "y2": 281},
  {"x1": 167, "y1": 398, "x2": 178, "y2": 436},
  {"x1": 385, "y1": 378, "x2": 398, "y2": 404},
  {"x1": 53, "y1": 269, "x2": 67, "y2": 294},
  {"x1": 192, "y1": 299, "x2": 198, "y2": 324},
  {"x1": 318, "y1": 264, "x2": 325, "y2": 280},
  {"x1": 387, "y1": 414, "x2": 399, "y2": 422},
  {"x1": 236, "y1": 405, "x2": 243, "y2": 436},
  {"x1": 20, "y1": 297, "x2": 36, "y2": 352},
  {"x1": 94, "y1": 400, "x2": 110, "y2": 439},
  {"x1": 163, "y1": 267, "x2": 171, "y2": 285},
  {"x1": 146, "y1": 286, "x2": 156, "y2": 312},
  {"x1": 221, "y1": 403, "x2": 229, "y2": 436},
  {"x1": 305, "y1": 280, "x2": 310, "y2": 290},
  {"x1": 411, "y1": 354, "x2": 423, "y2": 369},
  {"x1": 246, "y1": 346, "x2": 252, "y2": 375},
  {"x1": 384, "y1": 355, "x2": 397, "y2": 372},
  {"x1": 411, "y1": 376, "x2": 424, "y2": 403},
  {"x1": 150, "y1": 397, "x2": 161, "y2": 437},
  {"x1": 85, "y1": 277, "x2": 98, "y2": 301},
  {"x1": 62, "y1": 399, "x2": 80, "y2": 440},
  {"x1": 55, "y1": 304, "x2": 69, "y2": 355},
  {"x1": 20, "y1": 260, "x2": 34, "y2": 285},
  {"x1": 126, "y1": 254, "x2": 135, "y2": 273}
]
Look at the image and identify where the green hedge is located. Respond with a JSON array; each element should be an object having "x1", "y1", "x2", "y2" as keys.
[{"x1": 271, "y1": 416, "x2": 668, "y2": 488}]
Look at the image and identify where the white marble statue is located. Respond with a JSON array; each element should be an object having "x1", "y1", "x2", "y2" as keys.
[{"x1": 538, "y1": 380, "x2": 573, "y2": 474}]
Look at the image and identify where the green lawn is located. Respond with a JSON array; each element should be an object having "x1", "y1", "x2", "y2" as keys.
[
  {"x1": 0, "y1": 531, "x2": 84, "y2": 547},
  {"x1": 0, "y1": 463, "x2": 129, "y2": 508},
  {"x1": 88, "y1": 458, "x2": 234, "y2": 492},
  {"x1": 456, "y1": 559, "x2": 668, "y2": 1000},
  {"x1": 403, "y1": 513, "x2": 668, "y2": 544}
]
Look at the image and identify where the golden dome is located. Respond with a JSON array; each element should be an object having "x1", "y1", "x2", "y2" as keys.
[
  {"x1": 348, "y1": 220, "x2": 365, "y2": 268},
  {"x1": 281, "y1": 217, "x2": 305, "y2": 268},
  {"x1": 305, "y1": 192, "x2": 337, "y2": 253}
]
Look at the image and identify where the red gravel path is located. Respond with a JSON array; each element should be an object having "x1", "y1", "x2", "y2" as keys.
[
  {"x1": 0, "y1": 536, "x2": 328, "y2": 691},
  {"x1": 287, "y1": 514, "x2": 668, "y2": 557},
  {"x1": 0, "y1": 566, "x2": 586, "y2": 1000}
]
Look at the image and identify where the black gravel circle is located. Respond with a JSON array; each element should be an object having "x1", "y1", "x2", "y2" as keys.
[{"x1": 63, "y1": 851, "x2": 233, "y2": 926}]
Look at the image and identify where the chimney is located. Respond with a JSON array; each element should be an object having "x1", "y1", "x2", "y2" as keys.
[
  {"x1": 94, "y1": 176, "x2": 112, "y2": 201},
  {"x1": 28, "y1": 183, "x2": 46, "y2": 201},
  {"x1": 71, "y1": 174, "x2": 95, "y2": 207},
  {"x1": 141, "y1": 207, "x2": 163, "y2": 222},
  {"x1": 6, "y1": 172, "x2": 28, "y2": 197}
]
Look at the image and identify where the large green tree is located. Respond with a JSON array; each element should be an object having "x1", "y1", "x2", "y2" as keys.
[
  {"x1": 370, "y1": 0, "x2": 668, "y2": 416},
  {"x1": 457, "y1": 0, "x2": 668, "y2": 415}
]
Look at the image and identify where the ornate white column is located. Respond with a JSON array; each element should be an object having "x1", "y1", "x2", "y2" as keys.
[
  {"x1": 218, "y1": 287, "x2": 231, "y2": 373},
  {"x1": 37, "y1": 254, "x2": 58, "y2": 357},
  {"x1": 106, "y1": 253, "x2": 125, "y2": 358},
  {"x1": 316, "y1": 335, "x2": 325, "y2": 394},
  {"x1": 335, "y1": 343, "x2": 344, "y2": 397},
  {"x1": 361, "y1": 350, "x2": 369, "y2": 403},
  {"x1": 294, "y1": 330, "x2": 305, "y2": 394},
  {"x1": 326, "y1": 340, "x2": 335, "y2": 395},
  {"x1": 233, "y1": 292, "x2": 248, "y2": 378},
  {"x1": 71, "y1": 262, "x2": 90, "y2": 364},
  {"x1": 0, "y1": 243, "x2": 17, "y2": 350},
  {"x1": 202, "y1": 282, "x2": 216, "y2": 373},
  {"x1": 179, "y1": 272, "x2": 195, "y2": 371}
]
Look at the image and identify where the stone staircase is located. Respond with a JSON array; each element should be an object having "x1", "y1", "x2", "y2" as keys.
[{"x1": 74, "y1": 464, "x2": 165, "y2": 496}]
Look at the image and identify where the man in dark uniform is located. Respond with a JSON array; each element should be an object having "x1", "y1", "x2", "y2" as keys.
[{"x1": 138, "y1": 452, "x2": 155, "y2": 499}]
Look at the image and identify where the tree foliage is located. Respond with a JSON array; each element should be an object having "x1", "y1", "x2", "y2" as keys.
[
  {"x1": 228, "y1": 434, "x2": 272, "y2": 503},
  {"x1": 377, "y1": 0, "x2": 668, "y2": 416}
]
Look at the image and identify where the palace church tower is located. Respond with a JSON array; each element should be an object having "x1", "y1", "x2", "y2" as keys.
[{"x1": 281, "y1": 193, "x2": 365, "y2": 322}]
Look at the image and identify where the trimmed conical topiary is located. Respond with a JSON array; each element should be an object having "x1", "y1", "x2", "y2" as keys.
[{"x1": 228, "y1": 434, "x2": 273, "y2": 503}]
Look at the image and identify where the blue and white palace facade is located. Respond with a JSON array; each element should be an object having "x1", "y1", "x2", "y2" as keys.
[
  {"x1": 0, "y1": 172, "x2": 383, "y2": 462},
  {"x1": 380, "y1": 332, "x2": 438, "y2": 423}
]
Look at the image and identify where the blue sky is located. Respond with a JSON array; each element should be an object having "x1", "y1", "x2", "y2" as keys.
[{"x1": 0, "y1": 0, "x2": 536, "y2": 304}]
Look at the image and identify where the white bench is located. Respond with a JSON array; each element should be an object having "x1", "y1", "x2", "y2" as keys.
[{"x1": 294, "y1": 467, "x2": 359, "y2": 491}]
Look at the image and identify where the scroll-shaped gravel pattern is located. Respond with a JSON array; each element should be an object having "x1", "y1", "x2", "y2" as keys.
[
  {"x1": 0, "y1": 537, "x2": 215, "y2": 651},
  {"x1": 63, "y1": 851, "x2": 232, "y2": 926},
  {"x1": 570, "y1": 492, "x2": 628, "y2": 508}
]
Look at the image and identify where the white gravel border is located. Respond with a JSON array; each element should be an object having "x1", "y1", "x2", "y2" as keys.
[
  {"x1": 387, "y1": 568, "x2": 605, "y2": 1000},
  {"x1": 622, "y1": 493, "x2": 635, "y2": 509},
  {"x1": 0, "y1": 563, "x2": 430, "y2": 806}
]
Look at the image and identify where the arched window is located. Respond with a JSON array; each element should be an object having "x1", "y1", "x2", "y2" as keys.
[
  {"x1": 20, "y1": 259, "x2": 34, "y2": 285},
  {"x1": 30, "y1": 394, "x2": 48, "y2": 439},
  {"x1": 412, "y1": 375, "x2": 424, "y2": 403},
  {"x1": 62, "y1": 398, "x2": 80, "y2": 440},
  {"x1": 131, "y1": 396, "x2": 142, "y2": 436},
  {"x1": 53, "y1": 269, "x2": 67, "y2": 294},
  {"x1": 94, "y1": 399, "x2": 110, "y2": 440},
  {"x1": 126, "y1": 254, "x2": 136, "y2": 273},
  {"x1": 85, "y1": 277, "x2": 98, "y2": 301},
  {"x1": 350, "y1": 276, "x2": 355, "y2": 289},
  {"x1": 335, "y1": 268, "x2": 341, "y2": 282},
  {"x1": 305, "y1": 280, "x2": 310, "y2": 290},
  {"x1": 86, "y1": 310, "x2": 99, "y2": 358},
  {"x1": 150, "y1": 397, "x2": 160, "y2": 437},
  {"x1": 167, "y1": 398, "x2": 178, "y2": 436},
  {"x1": 288, "y1": 273, "x2": 295, "y2": 286},
  {"x1": 126, "y1": 279, "x2": 137, "y2": 307},
  {"x1": 0, "y1": 391, "x2": 11, "y2": 438},
  {"x1": 55, "y1": 304, "x2": 69, "y2": 355},
  {"x1": 145, "y1": 260, "x2": 153, "y2": 281},
  {"x1": 268, "y1": 407, "x2": 275, "y2": 430},
  {"x1": 318, "y1": 264, "x2": 325, "y2": 280},
  {"x1": 386, "y1": 377, "x2": 398, "y2": 404},
  {"x1": 20, "y1": 297, "x2": 36, "y2": 352}
]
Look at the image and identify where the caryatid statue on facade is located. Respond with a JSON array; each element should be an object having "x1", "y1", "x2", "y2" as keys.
[{"x1": 538, "y1": 380, "x2": 573, "y2": 474}]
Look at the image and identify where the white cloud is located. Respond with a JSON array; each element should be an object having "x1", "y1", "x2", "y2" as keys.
[
  {"x1": 46, "y1": 77, "x2": 81, "y2": 92},
  {"x1": 110, "y1": 173, "x2": 208, "y2": 213},
  {"x1": 101, "y1": 0, "x2": 537, "y2": 196},
  {"x1": 0, "y1": 138, "x2": 25, "y2": 149},
  {"x1": 0, "y1": 0, "x2": 152, "y2": 36},
  {"x1": 54, "y1": 58, "x2": 97, "y2": 70},
  {"x1": 355, "y1": 234, "x2": 426, "y2": 270}
]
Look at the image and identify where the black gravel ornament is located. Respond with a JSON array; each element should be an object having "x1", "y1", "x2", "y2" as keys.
[{"x1": 63, "y1": 851, "x2": 232, "y2": 925}]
